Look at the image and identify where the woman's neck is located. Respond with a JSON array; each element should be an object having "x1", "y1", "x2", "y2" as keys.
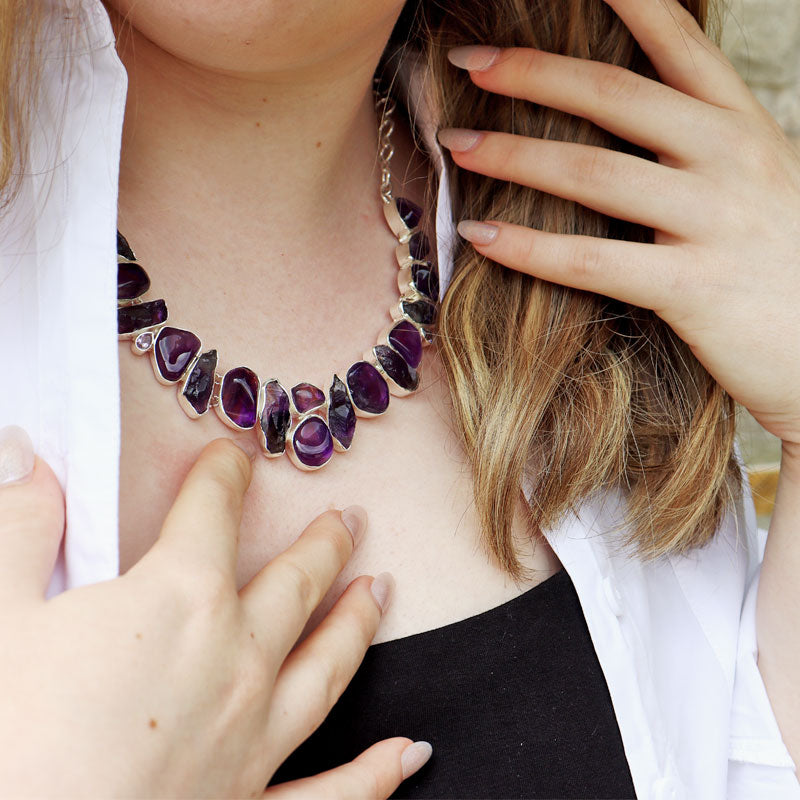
[
  {"x1": 109, "y1": 10, "x2": 427, "y2": 385},
  {"x1": 114, "y1": 19, "x2": 393, "y2": 261}
]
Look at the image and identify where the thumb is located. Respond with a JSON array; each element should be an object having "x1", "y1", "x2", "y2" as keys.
[{"x1": 0, "y1": 426, "x2": 65, "y2": 604}]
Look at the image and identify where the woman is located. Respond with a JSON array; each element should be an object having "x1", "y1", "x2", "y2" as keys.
[{"x1": 0, "y1": 0, "x2": 798, "y2": 796}]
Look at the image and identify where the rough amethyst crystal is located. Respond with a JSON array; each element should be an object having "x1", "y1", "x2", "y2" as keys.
[
  {"x1": 388, "y1": 320, "x2": 422, "y2": 368},
  {"x1": 375, "y1": 345, "x2": 418, "y2": 392},
  {"x1": 118, "y1": 299, "x2": 168, "y2": 335},
  {"x1": 395, "y1": 197, "x2": 423, "y2": 230},
  {"x1": 292, "y1": 416, "x2": 334, "y2": 468},
  {"x1": 154, "y1": 327, "x2": 201, "y2": 382},
  {"x1": 346, "y1": 361, "x2": 390, "y2": 415},
  {"x1": 291, "y1": 382, "x2": 325, "y2": 413},
  {"x1": 408, "y1": 232, "x2": 431, "y2": 261},
  {"x1": 327, "y1": 374, "x2": 356, "y2": 449},
  {"x1": 411, "y1": 262, "x2": 439, "y2": 301},
  {"x1": 117, "y1": 262, "x2": 151, "y2": 301},
  {"x1": 182, "y1": 349, "x2": 217, "y2": 415},
  {"x1": 260, "y1": 380, "x2": 291, "y2": 455},
  {"x1": 117, "y1": 231, "x2": 136, "y2": 261},
  {"x1": 220, "y1": 367, "x2": 259, "y2": 429},
  {"x1": 401, "y1": 298, "x2": 437, "y2": 327}
]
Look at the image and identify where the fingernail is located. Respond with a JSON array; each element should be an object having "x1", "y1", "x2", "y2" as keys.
[
  {"x1": 437, "y1": 128, "x2": 483, "y2": 153},
  {"x1": 341, "y1": 504, "x2": 367, "y2": 546},
  {"x1": 401, "y1": 741, "x2": 433, "y2": 779},
  {"x1": 0, "y1": 425, "x2": 35, "y2": 487},
  {"x1": 457, "y1": 220, "x2": 499, "y2": 245},
  {"x1": 230, "y1": 436, "x2": 258, "y2": 462},
  {"x1": 370, "y1": 571, "x2": 395, "y2": 613},
  {"x1": 448, "y1": 45, "x2": 500, "y2": 71}
]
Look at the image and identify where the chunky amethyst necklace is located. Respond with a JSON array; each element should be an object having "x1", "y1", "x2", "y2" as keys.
[{"x1": 116, "y1": 91, "x2": 440, "y2": 471}]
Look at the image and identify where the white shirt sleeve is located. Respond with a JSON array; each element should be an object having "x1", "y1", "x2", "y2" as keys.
[{"x1": 727, "y1": 523, "x2": 800, "y2": 797}]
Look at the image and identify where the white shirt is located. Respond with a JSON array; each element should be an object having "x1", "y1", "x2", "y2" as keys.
[{"x1": 1, "y1": 3, "x2": 798, "y2": 798}]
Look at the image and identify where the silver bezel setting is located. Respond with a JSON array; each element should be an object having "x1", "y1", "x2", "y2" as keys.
[
  {"x1": 214, "y1": 367, "x2": 260, "y2": 431},
  {"x1": 364, "y1": 346, "x2": 417, "y2": 398},
  {"x1": 177, "y1": 349, "x2": 218, "y2": 419},
  {"x1": 256, "y1": 378, "x2": 292, "y2": 457},
  {"x1": 345, "y1": 362, "x2": 391, "y2": 419},
  {"x1": 150, "y1": 327, "x2": 202, "y2": 387},
  {"x1": 285, "y1": 414, "x2": 334, "y2": 471}
]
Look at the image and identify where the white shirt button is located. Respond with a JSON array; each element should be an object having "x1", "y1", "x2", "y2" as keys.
[
  {"x1": 651, "y1": 776, "x2": 685, "y2": 800},
  {"x1": 602, "y1": 576, "x2": 624, "y2": 617}
]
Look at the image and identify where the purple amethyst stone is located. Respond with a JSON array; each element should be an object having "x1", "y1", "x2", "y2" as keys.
[
  {"x1": 346, "y1": 361, "x2": 390, "y2": 415},
  {"x1": 395, "y1": 197, "x2": 423, "y2": 230},
  {"x1": 411, "y1": 262, "x2": 439, "y2": 301},
  {"x1": 221, "y1": 367, "x2": 259, "y2": 429},
  {"x1": 401, "y1": 298, "x2": 437, "y2": 327},
  {"x1": 293, "y1": 416, "x2": 334, "y2": 468},
  {"x1": 375, "y1": 345, "x2": 418, "y2": 392},
  {"x1": 327, "y1": 374, "x2": 356, "y2": 449},
  {"x1": 117, "y1": 231, "x2": 136, "y2": 261},
  {"x1": 408, "y1": 232, "x2": 431, "y2": 261},
  {"x1": 182, "y1": 349, "x2": 217, "y2": 415},
  {"x1": 260, "y1": 380, "x2": 291, "y2": 455},
  {"x1": 154, "y1": 327, "x2": 201, "y2": 382},
  {"x1": 118, "y1": 299, "x2": 167, "y2": 335},
  {"x1": 117, "y1": 261, "x2": 151, "y2": 301},
  {"x1": 388, "y1": 320, "x2": 422, "y2": 368},
  {"x1": 291, "y1": 382, "x2": 325, "y2": 413}
]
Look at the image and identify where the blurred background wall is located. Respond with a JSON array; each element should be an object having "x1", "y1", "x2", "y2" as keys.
[
  {"x1": 722, "y1": 0, "x2": 800, "y2": 145},
  {"x1": 720, "y1": 0, "x2": 799, "y2": 524}
]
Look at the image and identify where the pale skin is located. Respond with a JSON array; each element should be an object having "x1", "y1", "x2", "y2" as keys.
[{"x1": 1, "y1": 0, "x2": 798, "y2": 796}]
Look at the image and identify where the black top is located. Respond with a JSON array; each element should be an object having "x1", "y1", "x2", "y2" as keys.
[{"x1": 271, "y1": 568, "x2": 637, "y2": 799}]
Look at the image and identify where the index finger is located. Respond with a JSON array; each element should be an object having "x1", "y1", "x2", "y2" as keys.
[
  {"x1": 239, "y1": 506, "x2": 365, "y2": 658},
  {"x1": 148, "y1": 437, "x2": 256, "y2": 581}
]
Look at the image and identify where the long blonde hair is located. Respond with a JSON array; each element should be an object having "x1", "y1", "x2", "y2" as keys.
[
  {"x1": 392, "y1": 0, "x2": 740, "y2": 577},
  {"x1": 2, "y1": 0, "x2": 740, "y2": 578}
]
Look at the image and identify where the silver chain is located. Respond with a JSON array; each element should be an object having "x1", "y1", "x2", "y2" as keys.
[{"x1": 374, "y1": 82, "x2": 396, "y2": 205}]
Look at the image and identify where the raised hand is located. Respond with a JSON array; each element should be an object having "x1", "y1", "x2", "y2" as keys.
[
  {"x1": 438, "y1": 0, "x2": 800, "y2": 447},
  {"x1": 0, "y1": 425, "x2": 430, "y2": 798}
]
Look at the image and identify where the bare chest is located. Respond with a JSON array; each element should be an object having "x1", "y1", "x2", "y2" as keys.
[{"x1": 117, "y1": 342, "x2": 562, "y2": 642}]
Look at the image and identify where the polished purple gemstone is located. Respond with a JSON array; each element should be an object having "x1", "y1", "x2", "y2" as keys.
[
  {"x1": 134, "y1": 331, "x2": 154, "y2": 352},
  {"x1": 260, "y1": 380, "x2": 291, "y2": 455},
  {"x1": 182, "y1": 349, "x2": 217, "y2": 415},
  {"x1": 411, "y1": 262, "x2": 439, "y2": 301},
  {"x1": 401, "y1": 298, "x2": 437, "y2": 327},
  {"x1": 117, "y1": 230, "x2": 136, "y2": 260},
  {"x1": 387, "y1": 320, "x2": 422, "y2": 368},
  {"x1": 291, "y1": 382, "x2": 325, "y2": 413},
  {"x1": 293, "y1": 416, "x2": 334, "y2": 468},
  {"x1": 395, "y1": 197, "x2": 422, "y2": 230},
  {"x1": 117, "y1": 261, "x2": 151, "y2": 301},
  {"x1": 408, "y1": 232, "x2": 431, "y2": 261},
  {"x1": 375, "y1": 345, "x2": 418, "y2": 392},
  {"x1": 118, "y1": 299, "x2": 168, "y2": 335},
  {"x1": 154, "y1": 327, "x2": 201, "y2": 382},
  {"x1": 221, "y1": 367, "x2": 259, "y2": 429},
  {"x1": 346, "y1": 361, "x2": 390, "y2": 415},
  {"x1": 327, "y1": 374, "x2": 356, "y2": 449}
]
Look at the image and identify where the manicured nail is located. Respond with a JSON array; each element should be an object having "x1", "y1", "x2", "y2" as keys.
[
  {"x1": 341, "y1": 504, "x2": 367, "y2": 546},
  {"x1": 0, "y1": 425, "x2": 35, "y2": 487},
  {"x1": 370, "y1": 572, "x2": 395, "y2": 613},
  {"x1": 437, "y1": 128, "x2": 483, "y2": 153},
  {"x1": 448, "y1": 45, "x2": 500, "y2": 71},
  {"x1": 401, "y1": 741, "x2": 433, "y2": 779},
  {"x1": 230, "y1": 436, "x2": 259, "y2": 462},
  {"x1": 457, "y1": 220, "x2": 499, "y2": 245}
]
